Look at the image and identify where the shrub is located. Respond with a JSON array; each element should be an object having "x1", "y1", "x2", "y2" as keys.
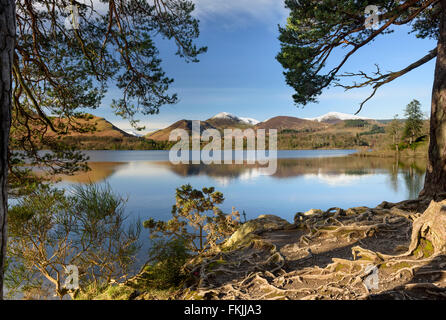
[
  {"x1": 6, "y1": 184, "x2": 141, "y2": 299},
  {"x1": 143, "y1": 184, "x2": 240, "y2": 253},
  {"x1": 142, "y1": 238, "x2": 190, "y2": 289},
  {"x1": 344, "y1": 119, "x2": 369, "y2": 128}
]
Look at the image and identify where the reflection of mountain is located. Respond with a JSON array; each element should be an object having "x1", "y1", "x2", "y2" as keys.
[
  {"x1": 155, "y1": 157, "x2": 427, "y2": 197},
  {"x1": 58, "y1": 162, "x2": 125, "y2": 183},
  {"x1": 60, "y1": 156, "x2": 427, "y2": 199},
  {"x1": 157, "y1": 157, "x2": 426, "y2": 180}
]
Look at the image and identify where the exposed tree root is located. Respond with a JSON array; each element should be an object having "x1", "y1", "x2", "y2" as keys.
[{"x1": 177, "y1": 198, "x2": 446, "y2": 300}]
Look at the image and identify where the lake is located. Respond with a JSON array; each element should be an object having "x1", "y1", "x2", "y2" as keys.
[{"x1": 57, "y1": 150, "x2": 427, "y2": 224}]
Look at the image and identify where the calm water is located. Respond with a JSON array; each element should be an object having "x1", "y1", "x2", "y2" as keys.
[{"x1": 58, "y1": 150, "x2": 427, "y2": 224}]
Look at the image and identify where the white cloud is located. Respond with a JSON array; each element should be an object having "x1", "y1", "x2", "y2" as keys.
[{"x1": 192, "y1": 0, "x2": 288, "y2": 26}]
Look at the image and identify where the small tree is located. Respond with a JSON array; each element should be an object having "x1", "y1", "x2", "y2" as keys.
[
  {"x1": 143, "y1": 238, "x2": 190, "y2": 290},
  {"x1": 386, "y1": 114, "x2": 402, "y2": 152},
  {"x1": 6, "y1": 184, "x2": 141, "y2": 299},
  {"x1": 403, "y1": 99, "x2": 425, "y2": 146},
  {"x1": 143, "y1": 184, "x2": 240, "y2": 253}
]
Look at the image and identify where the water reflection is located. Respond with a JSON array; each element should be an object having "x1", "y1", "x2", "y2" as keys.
[
  {"x1": 63, "y1": 156, "x2": 426, "y2": 199},
  {"x1": 57, "y1": 153, "x2": 427, "y2": 223},
  {"x1": 57, "y1": 162, "x2": 127, "y2": 184},
  {"x1": 53, "y1": 152, "x2": 428, "y2": 274}
]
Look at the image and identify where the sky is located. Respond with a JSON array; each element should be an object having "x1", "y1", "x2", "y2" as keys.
[{"x1": 92, "y1": 0, "x2": 438, "y2": 134}]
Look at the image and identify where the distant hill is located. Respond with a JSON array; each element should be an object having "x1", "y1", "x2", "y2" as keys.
[
  {"x1": 209, "y1": 112, "x2": 260, "y2": 126},
  {"x1": 256, "y1": 116, "x2": 327, "y2": 131},
  {"x1": 124, "y1": 129, "x2": 144, "y2": 137},
  {"x1": 13, "y1": 114, "x2": 170, "y2": 150},
  {"x1": 23, "y1": 114, "x2": 133, "y2": 139},
  {"x1": 67, "y1": 115, "x2": 133, "y2": 138},
  {"x1": 305, "y1": 112, "x2": 370, "y2": 124},
  {"x1": 25, "y1": 112, "x2": 425, "y2": 151},
  {"x1": 146, "y1": 120, "x2": 217, "y2": 141},
  {"x1": 147, "y1": 112, "x2": 261, "y2": 141},
  {"x1": 143, "y1": 112, "x2": 389, "y2": 150}
]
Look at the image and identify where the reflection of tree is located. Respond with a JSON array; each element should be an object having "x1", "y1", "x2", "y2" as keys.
[
  {"x1": 387, "y1": 158, "x2": 426, "y2": 197},
  {"x1": 389, "y1": 157, "x2": 400, "y2": 193},
  {"x1": 402, "y1": 163, "x2": 426, "y2": 200}
]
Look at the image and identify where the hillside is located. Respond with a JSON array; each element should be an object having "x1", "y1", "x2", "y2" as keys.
[
  {"x1": 144, "y1": 114, "x2": 400, "y2": 150},
  {"x1": 146, "y1": 120, "x2": 218, "y2": 141},
  {"x1": 208, "y1": 112, "x2": 260, "y2": 125},
  {"x1": 11, "y1": 114, "x2": 170, "y2": 150},
  {"x1": 305, "y1": 111, "x2": 370, "y2": 124},
  {"x1": 205, "y1": 118, "x2": 254, "y2": 129},
  {"x1": 256, "y1": 116, "x2": 327, "y2": 131},
  {"x1": 22, "y1": 112, "x2": 429, "y2": 152},
  {"x1": 56, "y1": 114, "x2": 133, "y2": 138}
]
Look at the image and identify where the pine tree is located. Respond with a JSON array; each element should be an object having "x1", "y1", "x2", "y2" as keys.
[
  {"x1": 404, "y1": 99, "x2": 425, "y2": 145},
  {"x1": 0, "y1": 0, "x2": 206, "y2": 298},
  {"x1": 276, "y1": 0, "x2": 446, "y2": 198}
]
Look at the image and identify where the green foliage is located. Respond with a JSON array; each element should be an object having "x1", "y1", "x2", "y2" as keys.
[
  {"x1": 143, "y1": 238, "x2": 190, "y2": 289},
  {"x1": 344, "y1": 120, "x2": 369, "y2": 128},
  {"x1": 386, "y1": 114, "x2": 403, "y2": 148},
  {"x1": 277, "y1": 1, "x2": 441, "y2": 107},
  {"x1": 280, "y1": 128, "x2": 315, "y2": 134},
  {"x1": 359, "y1": 124, "x2": 386, "y2": 136},
  {"x1": 10, "y1": 1, "x2": 206, "y2": 194},
  {"x1": 277, "y1": 131, "x2": 371, "y2": 149},
  {"x1": 6, "y1": 184, "x2": 141, "y2": 299},
  {"x1": 144, "y1": 184, "x2": 240, "y2": 253},
  {"x1": 404, "y1": 99, "x2": 425, "y2": 144}
]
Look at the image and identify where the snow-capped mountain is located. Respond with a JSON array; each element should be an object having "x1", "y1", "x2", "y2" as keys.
[
  {"x1": 238, "y1": 117, "x2": 261, "y2": 125},
  {"x1": 305, "y1": 112, "x2": 370, "y2": 122},
  {"x1": 124, "y1": 129, "x2": 144, "y2": 137},
  {"x1": 210, "y1": 112, "x2": 260, "y2": 125}
]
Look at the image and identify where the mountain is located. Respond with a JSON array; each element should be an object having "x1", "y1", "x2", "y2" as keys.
[
  {"x1": 146, "y1": 120, "x2": 217, "y2": 141},
  {"x1": 146, "y1": 112, "x2": 261, "y2": 142},
  {"x1": 46, "y1": 114, "x2": 133, "y2": 138},
  {"x1": 208, "y1": 112, "x2": 260, "y2": 126},
  {"x1": 124, "y1": 129, "x2": 144, "y2": 137},
  {"x1": 15, "y1": 114, "x2": 171, "y2": 150},
  {"x1": 239, "y1": 117, "x2": 260, "y2": 125},
  {"x1": 146, "y1": 115, "x2": 327, "y2": 141},
  {"x1": 256, "y1": 116, "x2": 327, "y2": 131},
  {"x1": 305, "y1": 112, "x2": 370, "y2": 123},
  {"x1": 25, "y1": 112, "x2": 394, "y2": 150}
]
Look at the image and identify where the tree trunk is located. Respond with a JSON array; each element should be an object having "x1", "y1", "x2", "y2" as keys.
[
  {"x1": 0, "y1": 0, "x2": 15, "y2": 300},
  {"x1": 420, "y1": 0, "x2": 446, "y2": 199}
]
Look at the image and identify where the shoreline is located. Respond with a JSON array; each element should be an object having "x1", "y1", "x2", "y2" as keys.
[{"x1": 83, "y1": 196, "x2": 446, "y2": 300}]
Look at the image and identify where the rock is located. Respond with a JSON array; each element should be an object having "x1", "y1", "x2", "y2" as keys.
[{"x1": 223, "y1": 214, "x2": 292, "y2": 250}]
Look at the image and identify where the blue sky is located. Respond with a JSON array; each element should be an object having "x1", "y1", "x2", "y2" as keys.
[{"x1": 94, "y1": 1, "x2": 438, "y2": 133}]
